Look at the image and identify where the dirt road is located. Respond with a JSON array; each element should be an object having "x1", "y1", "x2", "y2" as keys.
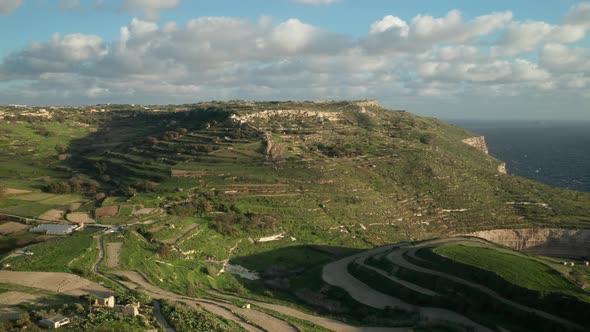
[{"x1": 322, "y1": 243, "x2": 494, "y2": 332}]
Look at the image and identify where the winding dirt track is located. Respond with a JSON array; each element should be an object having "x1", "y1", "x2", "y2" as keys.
[
  {"x1": 322, "y1": 243, "x2": 494, "y2": 332},
  {"x1": 389, "y1": 238, "x2": 585, "y2": 331},
  {"x1": 113, "y1": 270, "x2": 295, "y2": 332},
  {"x1": 209, "y1": 291, "x2": 410, "y2": 332}
]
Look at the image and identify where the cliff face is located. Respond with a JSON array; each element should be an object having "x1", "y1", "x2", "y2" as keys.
[
  {"x1": 462, "y1": 136, "x2": 489, "y2": 154},
  {"x1": 470, "y1": 228, "x2": 590, "y2": 259},
  {"x1": 497, "y1": 162, "x2": 507, "y2": 174}
]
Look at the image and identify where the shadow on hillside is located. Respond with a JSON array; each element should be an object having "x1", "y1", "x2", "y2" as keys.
[
  {"x1": 226, "y1": 244, "x2": 415, "y2": 325},
  {"x1": 63, "y1": 108, "x2": 233, "y2": 187}
]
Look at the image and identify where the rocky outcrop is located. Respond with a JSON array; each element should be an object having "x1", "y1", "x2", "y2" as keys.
[
  {"x1": 462, "y1": 136, "x2": 489, "y2": 154},
  {"x1": 469, "y1": 228, "x2": 590, "y2": 259},
  {"x1": 497, "y1": 162, "x2": 507, "y2": 174}
]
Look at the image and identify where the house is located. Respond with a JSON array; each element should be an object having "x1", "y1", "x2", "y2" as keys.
[
  {"x1": 118, "y1": 303, "x2": 140, "y2": 317},
  {"x1": 94, "y1": 295, "x2": 115, "y2": 308},
  {"x1": 39, "y1": 315, "x2": 70, "y2": 329}
]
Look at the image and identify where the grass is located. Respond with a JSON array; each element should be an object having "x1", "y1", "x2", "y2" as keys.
[
  {"x1": 7, "y1": 232, "x2": 97, "y2": 273},
  {"x1": 434, "y1": 244, "x2": 580, "y2": 295}
]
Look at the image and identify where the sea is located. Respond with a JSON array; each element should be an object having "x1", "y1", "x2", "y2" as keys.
[{"x1": 450, "y1": 120, "x2": 590, "y2": 193}]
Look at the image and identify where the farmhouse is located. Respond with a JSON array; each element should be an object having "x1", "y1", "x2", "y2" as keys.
[
  {"x1": 29, "y1": 224, "x2": 77, "y2": 235},
  {"x1": 39, "y1": 315, "x2": 70, "y2": 329},
  {"x1": 94, "y1": 295, "x2": 115, "y2": 308}
]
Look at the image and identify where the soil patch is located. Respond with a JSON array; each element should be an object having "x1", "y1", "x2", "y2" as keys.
[
  {"x1": 0, "y1": 291, "x2": 44, "y2": 320},
  {"x1": 0, "y1": 271, "x2": 113, "y2": 297},
  {"x1": 96, "y1": 206, "x2": 119, "y2": 218},
  {"x1": 4, "y1": 188, "x2": 32, "y2": 195},
  {"x1": 38, "y1": 209, "x2": 64, "y2": 222},
  {"x1": 0, "y1": 221, "x2": 32, "y2": 235},
  {"x1": 106, "y1": 242, "x2": 123, "y2": 268},
  {"x1": 66, "y1": 212, "x2": 96, "y2": 224}
]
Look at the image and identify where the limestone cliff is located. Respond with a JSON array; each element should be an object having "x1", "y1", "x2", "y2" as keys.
[
  {"x1": 462, "y1": 136, "x2": 489, "y2": 154},
  {"x1": 470, "y1": 228, "x2": 590, "y2": 258},
  {"x1": 497, "y1": 162, "x2": 507, "y2": 174}
]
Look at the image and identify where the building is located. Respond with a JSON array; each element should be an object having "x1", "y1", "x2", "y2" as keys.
[
  {"x1": 94, "y1": 296, "x2": 115, "y2": 308},
  {"x1": 118, "y1": 303, "x2": 140, "y2": 317},
  {"x1": 29, "y1": 224, "x2": 77, "y2": 235},
  {"x1": 39, "y1": 315, "x2": 70, "y2": 329}
]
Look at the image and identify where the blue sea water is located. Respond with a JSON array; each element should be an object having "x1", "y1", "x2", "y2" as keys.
[{"x1": 450, "y1": 121, "x2": 590, "y2": 193}]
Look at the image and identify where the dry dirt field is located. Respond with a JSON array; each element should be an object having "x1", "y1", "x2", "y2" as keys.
[
  {"x1": 3, "y1": 188, "x2": 32, "y2": 195},
  {"x1": 106, "y1": 242, "x2": 123, "y2": 268},
  {"x1": 38, "y1": 209, "x2": 64, "y2": 222},
  {"x1": 0, "y1": 291, "x2": 43, "y2": 320},
  {"x1": 0, "y1": 271, "x2": 112, "y2": 297},
  {"x1": 66, "y1": 212, "x2": 96, "y2": 224},
  {"x1": 96, "y1": 206, "x2": 119, "y2": 218},
  {"x1": 0, "y1": 222, "x2": 32, "y2": 235}
]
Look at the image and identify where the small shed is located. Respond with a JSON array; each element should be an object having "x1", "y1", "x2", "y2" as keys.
[{"x1": 39, "y1": 315, "x2": 70, "y2": 329}]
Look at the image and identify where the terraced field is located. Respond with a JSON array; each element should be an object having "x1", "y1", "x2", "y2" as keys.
[{"x1": 325, "y1": 237, "x2": 590, "y2": 332}]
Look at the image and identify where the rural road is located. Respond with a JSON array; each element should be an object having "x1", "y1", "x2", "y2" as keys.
[
  {"x1": 322, "y1": 242, "x2": 495, "y2": 332},
  {"x1": 94, "y1": 235, "x2": 176, "y2": 332},
  {"x1": 391, "y1": 238, "x2": 585, "y2": 331}
]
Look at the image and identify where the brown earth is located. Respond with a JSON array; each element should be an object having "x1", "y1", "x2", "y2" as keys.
[
  {"x1": 3, "y1": 188, "x2": 32, "y2": 195},
  {"x1": 0, "y1": 221, "x2": 31, "y2": 235},
  {"x1": 66, "y1": 212, "x2": 96, "y2": 224},
  {"x1": 0, "y1": 291, "x2": 43, "y2": 320},
  {"x1": 38, "y1": 209, "x2": 64, "y2": 222},
  {"x1": 0, "y1": 271, "x2": 113, "y2": 297},
  {"x1": 96, "y1": 206, "x2": 119, "y2": 218},
  {"x1": 105, "y1": 242, "x2": 123, "y2": 268}
]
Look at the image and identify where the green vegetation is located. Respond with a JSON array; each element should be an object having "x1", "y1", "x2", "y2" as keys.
[
  {"x1": 434, "y1": 244, "x2": 579, "y2": 295},
  {"x1": 2, "y1": 101, "x2": 590, "y2": 330},
  {"x1": 161, "y1": 301, "x2": 246, "y2": 332},
  {"x1": 8, "y1": 232, "x2": 96, "y2": 273}
]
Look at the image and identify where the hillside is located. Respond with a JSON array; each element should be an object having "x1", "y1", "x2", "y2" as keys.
[{"x1": 1, "y1": 101, "x2": 590, "y2": 331}]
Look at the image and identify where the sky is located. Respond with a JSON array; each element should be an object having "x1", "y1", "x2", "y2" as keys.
[{"x1": 0, "y1": 1, "x2": 589, "y2": 120}]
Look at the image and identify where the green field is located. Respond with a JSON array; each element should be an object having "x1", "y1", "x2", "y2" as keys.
[
  {"x1": 7, "y1": 232, "x2": 97, "y2": 273},
  {"x1": 434, "y1": 244, "x2": 578, "y2": 294}
]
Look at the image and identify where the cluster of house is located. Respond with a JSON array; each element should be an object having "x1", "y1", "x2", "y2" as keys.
[{"x1": 38, "y1": 296, "x2": 140, "y2": 329}]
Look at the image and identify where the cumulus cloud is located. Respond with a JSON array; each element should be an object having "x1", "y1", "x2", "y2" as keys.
[
  {"x1": 565, "y1": 2, "x2": 590, "y2": 26},
  {"x1": 122, "y1": 0, "x2": 180, "y2": 21},
  {"x1": 365, "y1": 10, "x2": 512, "y2": 53},
  {"x1": 0, "y1": 0, "x2": 23, "y2": 14},
  {"x1": 0, "y1": 4, "x2": 589, "y2": 118}
]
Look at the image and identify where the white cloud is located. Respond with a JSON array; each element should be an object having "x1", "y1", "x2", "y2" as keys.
[
  {"x1": 365, "y1": 10, "x2": 512, "y2": 53},
  {"x1": 493, "y1": 21, "x2": 587, "y2": 56},
  {"x1": 0, "y1": 4, "x2": 589, "y2": 119},
  {"x1": 123, "y1": 0, "x2": 180, "y2": 21},
  {"x1": 0, "y1": 0, "x2": 23, "y2": 14},
  {"x1": 565, "y1": 2, "x2": 590, "y2": 26}
]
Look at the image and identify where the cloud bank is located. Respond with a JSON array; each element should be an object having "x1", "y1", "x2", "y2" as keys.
[{"x1": 0, "y1": 3, "x2": 589, "y2": 118}]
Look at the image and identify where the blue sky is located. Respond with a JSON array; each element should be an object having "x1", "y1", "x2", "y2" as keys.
[{"x1": 0, "y1": 0, "x2": 589, "y2": 120}]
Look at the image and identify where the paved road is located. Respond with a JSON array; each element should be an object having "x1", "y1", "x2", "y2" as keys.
[{"x1": 322, "y1": 243, "x2": 494, "y2": 332}]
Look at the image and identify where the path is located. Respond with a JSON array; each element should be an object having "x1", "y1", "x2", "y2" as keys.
[
  {"x1": 322, "y1": 243, "x2": 494, "y2": 332},
  {"x1": 94, "y1": 235, "x2": 175, "y2": 332},
  {"x1": 388, "y1": 238, "x2": 585, "y2": 331}
]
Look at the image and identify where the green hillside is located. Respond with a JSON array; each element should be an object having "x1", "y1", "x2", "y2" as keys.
[{"x1": 1, "y1": 101, "x2": 590, "y2": 331}]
